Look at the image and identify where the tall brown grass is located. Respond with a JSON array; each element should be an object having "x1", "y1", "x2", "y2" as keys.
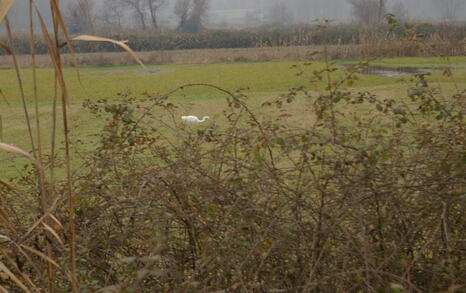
[{"x1": 0, "y1": 1, "x2": 141, "y2": 292}]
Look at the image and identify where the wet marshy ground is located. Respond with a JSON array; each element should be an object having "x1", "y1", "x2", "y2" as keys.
[
  {"x1": 358, "y1": 66, "x2": 423, "y2": 77},
  {"x1": 345, "y1": 65, "x2": 458, "y2": 77}
]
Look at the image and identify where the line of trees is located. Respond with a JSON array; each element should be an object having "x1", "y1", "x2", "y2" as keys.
[
  {"x1": 84, "y1": 0, "x2": 171, "y2": 32},
  {"x1": 65, "y1": 0, "x2": 210, "y2": 34},
  {"x1": 174, "y1": 0, "x2": 209, "y2": 33},
  {"x1": 348, "y1": 0, "x2": 465, "y2": 25},
  {"x1": 62, "y1": 0, "x2": 465, "y2": 35}
]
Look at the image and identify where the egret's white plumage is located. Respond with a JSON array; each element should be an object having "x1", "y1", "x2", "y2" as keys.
[{"x1": 181, "y1": 115, "x2": 210, "y2": 124}]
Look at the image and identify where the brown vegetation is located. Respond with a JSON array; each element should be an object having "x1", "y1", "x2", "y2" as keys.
[{"x1": 1, "y1": 36, "x2": 464, "y2": 68}]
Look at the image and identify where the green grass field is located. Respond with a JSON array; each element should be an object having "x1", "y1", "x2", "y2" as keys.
[{"x1": 1, "y1": 56, "x2": 465, "y2": 177}]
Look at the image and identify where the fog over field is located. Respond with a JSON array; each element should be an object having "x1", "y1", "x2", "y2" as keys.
[{"x1": 4, "y1": 0, "x2": 466, "y2": 31}]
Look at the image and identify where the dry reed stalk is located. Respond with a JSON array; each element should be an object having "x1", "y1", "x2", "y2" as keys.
[
  {"x1": 37, "y1": 2, "x2": 79, "y2": 290},
  {"x1": 0, "y1": 248, "x2": 41, "y2": 291},
  {"x1": 4, "y1": 7, "x2": 54, "y2": 290},
  {"x1": 61, "y1": 35, "x2": 144, "y2": 67},
  {"x1": 0, "y1": 89, "x2": 9, "y2": 107},
  {"x1": 0, "y1": 261, "x2": 30, "y2": 293},
  {"x1": 26, "y1": 6, "x2": 55, "y2": 290},
  {"x1": 0, "y1": 142, "x2": 45, "y2": 199},
  {"x1": 0, "y1": 142, "x2": 36, "y2": 164},
  {"x1": 29, "y1": 0, "x2": 42, "y2": 162},
  {"x1": 38, "y1": 2, "x2": 144, "y2": 290},
  {"x1": 0, "y1": 0, "x2": 14, "y2": 22},
  {"x1": 0, "y1": 204, "x2": 15, "y2": 233},
  {"x1": 0, "y1": 40, "x2": 13, "y2": 54},
  {"x1": 49, "y1": 76, "x2": 58, "y2": 201},
  {"x1": 0, "y1": 2, "x2": 144, "y2": 291},
  {"x1": 4, "y1": 16, "x2": 36, "y2": 157},
  {"x1": 0, "y1": 178, "x2": 21, "y2": 197}
]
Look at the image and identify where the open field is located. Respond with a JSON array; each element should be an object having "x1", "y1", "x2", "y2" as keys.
[
  {"x1": 1, "y1": 57, "x2": 465, "y2": 141},
  {"x1": 1, "y1": 56, "x2": 465, "y2": 178}
]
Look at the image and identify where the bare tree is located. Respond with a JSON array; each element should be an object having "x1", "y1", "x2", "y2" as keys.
[
  {"x1": 99, "y1": 0, "x2": 126, "y2": 31},
  {"x1": 174, "y1": 0, "x2": 192, "y2": 31},
  {"x1": 187, "y1": 0, "x2": 209, "y2": 33},
  {"x1": 377, "y1": 0, "x2": 386, "y2": 23},
  {"x1": 175, "y1": 0, "x2": 209, "y2": 33},
  {"x1": 348, "y1": 0, "x2": 386, "y2": 25},
  {"x1": 119, "y1": 0, "x2": 147, "y2": 30},
  {"x1": 113, "y1": 0, "x2": 167, "y2": 31},
  {"x1": 64, "y1": 0, "x2": 95, "y2": 33},
  {"x1": 146, "y1": 0, "x2": 167, "y2": 30},
  {"x1": 79, "y1": 0, "x2": 96, "y2": 32}
]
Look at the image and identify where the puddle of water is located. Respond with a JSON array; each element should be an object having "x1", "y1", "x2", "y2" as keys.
[
  {"x1": 344, "y1": 65, "x2": 424, "y2": 77},
  {"x1": 363, "y1": 66, "x2": 423, "y2": 77}
]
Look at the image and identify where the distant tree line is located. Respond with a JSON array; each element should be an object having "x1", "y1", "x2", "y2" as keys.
[
  {"x1": 348, "y1": 0, "x2": 464, "y2": 24},
  {"x1": 60, "y1": 0, "x2": 466, "y2": 35},
  {"x1": 174, "y1": 0, "x2": 209, "y2": 33},
  {"x1": 65, "y1": 0, "x2": 210, "y2": 34},
  {"x1": 2, "y1": 22, "x2": 465, "y2": 56}
]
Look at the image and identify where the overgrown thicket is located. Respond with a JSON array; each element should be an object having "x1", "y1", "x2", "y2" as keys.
[
  {"x1": 2, "y1": 22, "x2": 466, "y2": 55},
  {"x1": 75, "y1": 67, "x2": 466, "y2": 292},
  {"x1": 2, "y1": 61, "x2": 465, "y2": 292}
]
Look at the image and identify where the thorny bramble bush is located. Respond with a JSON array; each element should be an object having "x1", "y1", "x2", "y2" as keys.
[{"x1": 23, "y1": 62, "x2": 462, "y2": 292}]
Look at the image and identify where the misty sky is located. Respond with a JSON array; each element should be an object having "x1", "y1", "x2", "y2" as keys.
[{"x1": 4, "y1": 0, "x2": 466, "y2": 31}]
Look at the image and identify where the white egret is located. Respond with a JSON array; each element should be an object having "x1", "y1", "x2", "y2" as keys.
[{"x1": 181, "y1": 115, "x2": 210, "y2": 124}]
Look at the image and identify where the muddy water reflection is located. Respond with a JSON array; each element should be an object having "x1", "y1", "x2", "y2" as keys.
[
  {"x1": 361, "y1": 66, "x2": 422, "y2": 77},
  {"x1": 345, "y1": 65, "x2": 425, "y2": 77}
]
